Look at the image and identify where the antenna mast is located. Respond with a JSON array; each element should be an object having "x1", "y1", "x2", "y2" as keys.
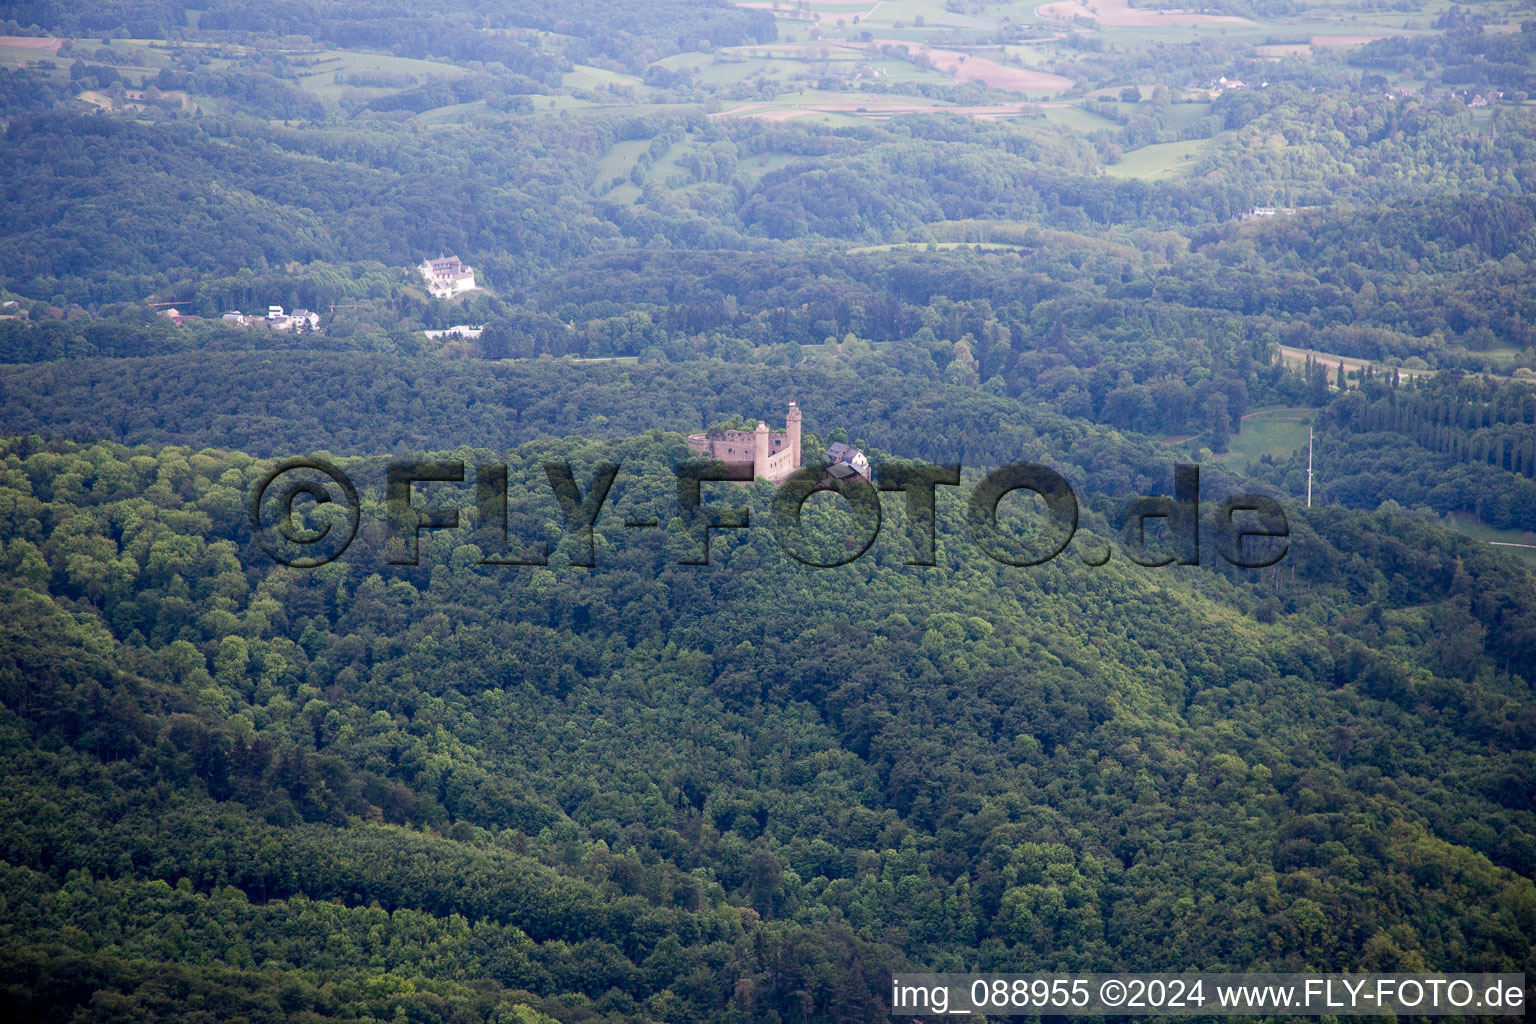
[{"x1": 1306, "y1": 427, "x2": 1314, "y2": 508}]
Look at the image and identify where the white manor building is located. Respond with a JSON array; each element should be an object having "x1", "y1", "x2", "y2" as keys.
[
  {"x1": 419, "y1": 255, "x2": 477, "y2": 298},
  {"x1": 423, "y1": 325, "x2": 484, "y2": 340}
]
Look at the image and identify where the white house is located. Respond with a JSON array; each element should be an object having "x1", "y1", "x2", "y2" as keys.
[{"x1": 419, "y1": 255, "x2": 477, "y2": 298}]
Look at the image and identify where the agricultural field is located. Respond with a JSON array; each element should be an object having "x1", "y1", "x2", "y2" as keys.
[
  {"x1": 17, "y1": 0, "x2": 1526, "y2": 132},
  {"x1": 0, "y1": 35, "x2": 64, "y2": 67}
]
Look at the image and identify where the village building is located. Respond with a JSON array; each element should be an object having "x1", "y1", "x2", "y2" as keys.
[
  {"x1": 264, "y1": 306, "x2": 320, "y2": 332},
  {"x1": 824, "y1": 441, "x2": 872, "y2": 483},
  {"x1": 214, "y1": 306, "x2": 319, "y2": 330},
  {"x1": 267, "y1": 304, "x2": 292, "y2": 331},
  {"x1": 1240, "y1": 206, "x2": 1296, "y2": 221}
]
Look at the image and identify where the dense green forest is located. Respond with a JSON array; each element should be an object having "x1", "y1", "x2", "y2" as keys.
[
  {"x1": 1, "y1": 432, "x2": 1533, "y2": 1023},
  {"x1": 0, "y1": 0, "x2": 1533, "y2": 1020}
]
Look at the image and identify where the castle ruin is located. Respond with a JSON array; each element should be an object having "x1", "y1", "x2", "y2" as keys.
[{"x1": 688, "y1": 401, "x2": 803, "y2": 483}]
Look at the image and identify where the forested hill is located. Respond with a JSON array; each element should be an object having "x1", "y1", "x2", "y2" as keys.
[
  {"x1": 2, "y1": 1, "x2": 1536, "y2": 1021},
  {"x1": 0, "y1": 0, "x2": 777, "y2": 71},
  {"x1": 0, "y1": 352, "x2": 1182, "y2": 481},
  {"x1": 0, "y1": 432, "x2": 1532, "y2": 1022}
]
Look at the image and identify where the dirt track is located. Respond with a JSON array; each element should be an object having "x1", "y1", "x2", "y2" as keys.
[
  {"x1": 874, "y1": 39, "x2": 1072, "y2": 93},
  {"x1": 0, "y1": 36, "x2": 63, "y2": 51},
  {"x1": 1310, "y1": 35, "x2": 1386, "y2": 46},
  {"x1": 717, "y1": 99, "x2": 1049, "y2": 121},
  {"x1": 1277, "y1": 346, "x2": 1432, "y2": 380}
]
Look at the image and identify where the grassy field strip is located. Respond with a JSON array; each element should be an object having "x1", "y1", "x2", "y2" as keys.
[
  {"x1": 1104, "y1": 138, "x2": 1211, "y2": 180},
  {"x1": 593, "y1": 139, "x2": 652, "y2": 196},
  {"x1": 1448, "y1": 513, "x2": 1536, "y2": 566},
  {"x1": 1226, "y1": 407, "x2": 1313, "y2": 462},
  {"x1": 1169, "y1": 406, "x2": 1315, "y2": 465}
]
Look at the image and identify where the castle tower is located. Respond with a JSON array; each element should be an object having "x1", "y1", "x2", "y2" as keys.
[
  {"x1": 754, "y1": 420, "x2": 770, "y2": 479},
  {"x1": 786, "y1": 400, "x2": 802, "y2": 469}
]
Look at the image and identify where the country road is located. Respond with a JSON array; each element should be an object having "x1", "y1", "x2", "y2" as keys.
[{"x1": 1276, "y1": 345, "x2": 1432, "y2": 381}]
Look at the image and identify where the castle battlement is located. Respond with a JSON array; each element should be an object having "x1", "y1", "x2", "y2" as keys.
[{"x1": 688, "y1": 401, "x2": 803, "y2": 483}]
